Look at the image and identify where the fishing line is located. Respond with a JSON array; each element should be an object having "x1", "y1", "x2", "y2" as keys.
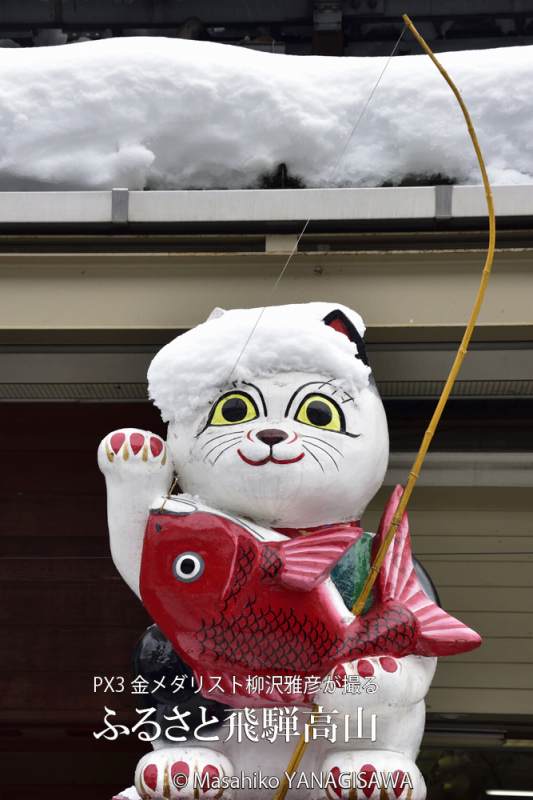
[{"x1": 226, "y1": 24, "x2": 407, "y2": 384}]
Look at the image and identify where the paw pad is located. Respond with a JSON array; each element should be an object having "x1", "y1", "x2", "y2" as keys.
[
  {"x1": 170, "y1": 760, "x2": 189, "y2": 791},
  {"x1": 332, "y1": 664, "x2": 347, "y2": 688},
  {"x1": 356, "y1": 659, "x2": 374, "y2": 678},
  {"x1": 130, "y1": 432, "x2": 145, "y2": 455},
  {"x1": 379, "y1": 656, "x2": 398, "y2": 673},
  {"x1": 150, "y1": 436, "x2": 164, "y2": 456},
  {"x1": 201, "y1": 763, "x2": 220, "y2": 790},
  {"x1": 392, "y1": 770, "x2": 407, "y2": 797},
  {"x1": 142, "y1": 763, "x2": 158, "y2": 792},
  {"x1": 360, "y1": 763, "x2": 376, "y2": 798},
  {"x1": 110, "y1": 432, "x2": 126, "y2": 454},
  {"x1": 329, "y1": 766, "x2": 342, "y2": 798}
]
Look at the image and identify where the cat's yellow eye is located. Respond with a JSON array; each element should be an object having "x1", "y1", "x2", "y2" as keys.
[
  {"x1": 209, "y1": 392, "x2": 259, "y2": 426},
  {"x1": 295, "y1": 394, "x2": 344, "y2": 432}
]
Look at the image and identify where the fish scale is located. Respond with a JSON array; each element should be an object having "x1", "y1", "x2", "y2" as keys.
[{"x1": 202, "y1": 574, "x2": 417, "y2": 673}]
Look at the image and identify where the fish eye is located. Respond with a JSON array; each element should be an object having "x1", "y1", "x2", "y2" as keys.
[
  {"x1": 294, "y1": 394, "x2": 345, "y2": 433},
  {"x1": 173, "y1": 552, "x2": 204, "y2": 582},
  {"x1": 208, "y1": 391, "x2": 259, "y2": 426}
]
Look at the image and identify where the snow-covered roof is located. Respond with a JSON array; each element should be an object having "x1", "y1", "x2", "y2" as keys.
[{"x1": 0, "y1": 36, "x2": 532, "y2": 191}]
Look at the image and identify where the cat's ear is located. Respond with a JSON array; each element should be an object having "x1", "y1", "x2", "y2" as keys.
[
  {"x1": 322, "y1": 309, "x2": 369, "y2": 366},
  {"x1": 206, "y1": 307, "x2": 226, "y2": 321}
]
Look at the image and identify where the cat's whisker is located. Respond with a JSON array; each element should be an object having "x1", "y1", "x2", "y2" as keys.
[
  {"x1": 302, "y1": 444, "x2": 324, "y2": 472},
  {"x1": 303, "y1": 439, "x2": 339, "y2": 471},
  {"x1": 203, "y1": 437, "x2": 242, "y2": 462},
  {"x1": 211, "y1": 439, "x2": 242, "y2": 465},
  {"x1": 302, "y1": 435, "x2": 341, "y2": 459},
  {"x1": 203, "y1": 435, "x2": 243, "y2": 461},
  {"x1": 302, "y1": 434, "x2": 343, "y2": 457},
  {"x1": 200, "y1": 429, "x2": 245, "y2": 451}
]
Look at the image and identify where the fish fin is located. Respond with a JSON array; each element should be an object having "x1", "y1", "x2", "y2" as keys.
[
  {"x1": 376, "y1": 485, "x2": 482, "y2": 656},
  {"x1": 279, "y1": 526, "x2": 363, "y2": 591},
  {"x1": 220, "y1": 532, "x2": 258, "y2": 602}
]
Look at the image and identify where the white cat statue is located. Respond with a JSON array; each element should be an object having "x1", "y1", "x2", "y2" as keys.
[{"x1": 98, "y1": 302, "x2": 481, "y2": 800}]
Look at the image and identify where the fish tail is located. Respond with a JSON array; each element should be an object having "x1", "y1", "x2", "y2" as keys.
[{"x1": 374, "y1": 485, "x2": 482, "y2": 657}]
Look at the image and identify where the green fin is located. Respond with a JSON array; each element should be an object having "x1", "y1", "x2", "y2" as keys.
[{"x1": 331, "y1": 531, "x2": 375, "y2": 614}]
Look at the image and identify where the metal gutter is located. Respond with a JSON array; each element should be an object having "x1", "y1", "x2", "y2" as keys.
[{"x1": 0, "y1": 185, "x2": 532, "y2": 226}]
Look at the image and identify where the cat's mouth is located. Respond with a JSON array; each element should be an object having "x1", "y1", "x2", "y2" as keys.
[{"x1": 237, "y1": 450, "x2": 305, "y2": 466}]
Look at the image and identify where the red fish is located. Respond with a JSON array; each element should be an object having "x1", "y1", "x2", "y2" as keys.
[{"x1": 140, "y1": 486, "x2": 481, "y2": 707}]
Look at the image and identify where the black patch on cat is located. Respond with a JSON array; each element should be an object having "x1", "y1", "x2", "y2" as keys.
[{"x1": 323, "y1": 309, "x2": 369, "y2": 366}]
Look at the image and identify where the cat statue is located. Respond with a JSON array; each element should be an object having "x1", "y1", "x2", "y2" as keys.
[{"x1": 98, "y1": 302, "x2": 481, "y2": 800}]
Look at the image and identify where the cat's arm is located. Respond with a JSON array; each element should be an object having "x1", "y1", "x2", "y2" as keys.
[{"x1": 97, "y1": 428, "x2": 173, "y2": 597}]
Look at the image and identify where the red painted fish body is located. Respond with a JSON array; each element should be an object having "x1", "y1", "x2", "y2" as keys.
[{"x1": 140, "y1": 488, "x2": 481, "y2": 708}]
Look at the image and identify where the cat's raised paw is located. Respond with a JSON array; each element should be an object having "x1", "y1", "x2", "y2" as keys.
[{"x1": 98, "y1": 428, "x2": 171, "y2": 481}]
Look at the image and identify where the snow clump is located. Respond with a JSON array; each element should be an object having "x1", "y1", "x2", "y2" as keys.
[{"x1": 0, "y1": 37, "x2": 530, "y2": 190}]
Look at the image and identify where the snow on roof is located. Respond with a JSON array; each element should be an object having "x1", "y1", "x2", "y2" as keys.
[{"x1": 0, "y1": 37, "x2": 530, "y2": 191}]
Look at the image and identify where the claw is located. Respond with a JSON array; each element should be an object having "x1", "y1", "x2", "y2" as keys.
[
  {"x1": 162, "y1": 763, "x2": 171, "y2": 799},
  {"x1": 105, "y1": 442, "x2": 114, "y2": 462}
]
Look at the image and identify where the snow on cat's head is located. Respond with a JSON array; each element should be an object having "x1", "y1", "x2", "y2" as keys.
[{"x1": 148, "y1": 302, "x2": 389, "y2": 528}]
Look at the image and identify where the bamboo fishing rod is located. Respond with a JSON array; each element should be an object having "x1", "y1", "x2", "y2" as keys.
[
  {"x1": 273, "y1": 14, "x2": 496, "y2": 800},
  {"x1": 352, "y1": 13, "x2": 496, "y2": 615}
]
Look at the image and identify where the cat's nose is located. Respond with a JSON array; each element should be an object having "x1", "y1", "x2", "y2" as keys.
[{"x1": 256, "y1": 428, "x2": 289, "y2": 447}]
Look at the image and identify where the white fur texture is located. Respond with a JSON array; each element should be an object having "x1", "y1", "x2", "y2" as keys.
[{"x1": 148, "y1": 303, "x2": 369, "y2": 424}]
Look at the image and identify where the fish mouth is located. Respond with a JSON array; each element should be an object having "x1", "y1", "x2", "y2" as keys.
[{"x1": 237, "y1": 450, "x2": 305, "y2": 466}]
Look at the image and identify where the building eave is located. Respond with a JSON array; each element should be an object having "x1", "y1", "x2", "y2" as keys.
[{"x1": 0, "y1": 185, "x2": 531, "y2": 230}]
